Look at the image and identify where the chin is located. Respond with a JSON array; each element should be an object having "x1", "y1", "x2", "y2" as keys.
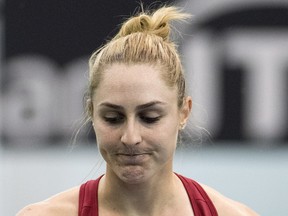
[{"x1": 118, "y1": 166, "x2": 150, "y2": 184}]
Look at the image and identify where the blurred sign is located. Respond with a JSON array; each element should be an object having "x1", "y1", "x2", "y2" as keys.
[{"x1": 182, "y1": 2, "x2": 288, "y2": 142}]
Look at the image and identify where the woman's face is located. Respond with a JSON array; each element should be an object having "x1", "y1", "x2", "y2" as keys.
[{"x1": 92, "y1": 63, "x2": 191, "y2": 184}]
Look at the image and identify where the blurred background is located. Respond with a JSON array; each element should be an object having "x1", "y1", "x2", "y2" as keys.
[{"x1": 1, "y1": 0, "x2": 288, "y2": 215}]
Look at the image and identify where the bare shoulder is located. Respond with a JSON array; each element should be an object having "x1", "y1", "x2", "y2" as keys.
[
  {"x1": 16, "y1": 186, "x2": 80, "y2": 216},
  {"x1": 200, "y1": 184, "x2": 259, "y2": 216}
]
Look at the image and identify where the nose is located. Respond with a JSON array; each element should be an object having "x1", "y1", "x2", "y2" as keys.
[{"x1": 120, "y1": 119, "x2": 142, "y2": 146}]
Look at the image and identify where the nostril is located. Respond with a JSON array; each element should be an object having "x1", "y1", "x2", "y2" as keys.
[
  {"x1": 120, "y1": 120, "x2": 142, "y2": 145},
  {"x1": 121, "y1": 130, "x2": 142, "y2": 145}
]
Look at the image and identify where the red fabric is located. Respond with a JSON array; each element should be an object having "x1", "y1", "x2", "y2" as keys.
[
  {"x1": 78, "y1": 174, "x2": 218, "y2": 216},
  {"x1": 176, "y1": 174, "x2": 218, "y2": 216},
  {"x1": 78, "y1": 178, "x2": 99, "y2": 216}
]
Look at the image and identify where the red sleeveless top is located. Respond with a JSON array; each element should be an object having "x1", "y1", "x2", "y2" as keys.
[{"x1": 78, "y1": 174, "x2": 218, "y2": 216}]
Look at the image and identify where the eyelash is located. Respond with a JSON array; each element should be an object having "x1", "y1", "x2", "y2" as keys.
[
  {"x1": 103, "y1": 115, "x2": 125, "y2": 124},
  {"x1": 140, "y1": 116, "x2": 161, "y2": 124},
  {"x1": 103, "y1": 114, "x2": 161, "y2": 125}
]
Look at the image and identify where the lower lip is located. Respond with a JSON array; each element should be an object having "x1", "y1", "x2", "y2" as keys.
[{"x1": 116, "y1": 154, "x2": 150, "y2": 164}]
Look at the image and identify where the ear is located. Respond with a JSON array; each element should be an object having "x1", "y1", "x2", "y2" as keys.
[{"x1": 179, "y1": 96, "x2": 192, "y2": 129}]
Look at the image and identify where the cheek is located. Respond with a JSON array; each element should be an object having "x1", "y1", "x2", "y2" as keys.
[
  {"x1": 94, "y1": 123, "x2": 119, "y2": 149},
  {"x1": 94, "y1": 126, "x2": 119, "y2": 162},
  {"x1": 149, "y1": 119, "x2": 179, "y2": 148},
  {"x1": 161, "y1": 115, "x2": 180, "y2": 137},
  {"x1": 162, "y1": 122, "x2": 180, "y2": 151}
]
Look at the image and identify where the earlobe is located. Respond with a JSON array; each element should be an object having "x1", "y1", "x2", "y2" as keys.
[{"x1": 179, "y1": 122, "x2": 186, "y2": 130}]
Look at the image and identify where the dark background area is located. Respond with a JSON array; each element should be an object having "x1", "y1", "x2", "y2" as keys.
[{"x1": 5, "y1": 0, "x2": 175, "y2": 66}]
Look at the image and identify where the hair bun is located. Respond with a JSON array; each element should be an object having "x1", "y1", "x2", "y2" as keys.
[{"x1": 116, "y1": 6, "x2": 190, "y2": 41}]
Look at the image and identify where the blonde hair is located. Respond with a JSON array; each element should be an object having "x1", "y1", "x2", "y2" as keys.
[{"x1": 86, "y1": 6, "x2": 190, "y2": 119}]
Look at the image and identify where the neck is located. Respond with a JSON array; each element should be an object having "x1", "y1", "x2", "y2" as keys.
[{"x1": 99, "y1": 170, "x2": 180, "y2": 216}]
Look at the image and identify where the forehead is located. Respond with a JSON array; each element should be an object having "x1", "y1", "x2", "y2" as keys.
[{"x1": 93, "y1": 63, "x2": 177, "y2": 105}]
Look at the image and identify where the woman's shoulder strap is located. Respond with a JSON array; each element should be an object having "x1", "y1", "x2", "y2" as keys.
[
  {"x1": 176, "y1": 173, "x2": 218, "y2": 216},
  {"x1": 78, "y1": 176, "x2": 103, "y2": 216}
]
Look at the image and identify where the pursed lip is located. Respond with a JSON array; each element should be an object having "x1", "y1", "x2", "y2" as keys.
[
  {"x1": 115, "y1": 152, "x2": 151, "y2": 164},
  {"x1": 116, "y1": 152, "x2": 151, "y2": 156}
]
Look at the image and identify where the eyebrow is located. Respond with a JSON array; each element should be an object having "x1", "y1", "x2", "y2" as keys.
[{"x1": 98, "y1": 101, "x2": 167, "y2": 111}]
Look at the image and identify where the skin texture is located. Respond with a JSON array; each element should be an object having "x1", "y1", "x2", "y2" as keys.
[
  {"x1": 92, "y1": 63, "x2": 193, "y2": 215},
  {"x1": 92, "y1": 63, "x2": 189, "y2": 185},
  {"x1": 17, "y1": 64, "x2": 259, "y2": 216}
]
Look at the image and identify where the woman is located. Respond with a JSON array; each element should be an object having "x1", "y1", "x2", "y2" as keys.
[{"x1": 18, "y1": 6, "x2": 258, "y2": 216}]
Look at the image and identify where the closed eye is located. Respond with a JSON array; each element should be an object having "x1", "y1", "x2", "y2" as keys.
[
  {"x1": 140, "y1": 116, "x2": 161, "y2": 124},
  {"x1": 103, "y1": 113, "x2": 125, "y2": 124}
]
